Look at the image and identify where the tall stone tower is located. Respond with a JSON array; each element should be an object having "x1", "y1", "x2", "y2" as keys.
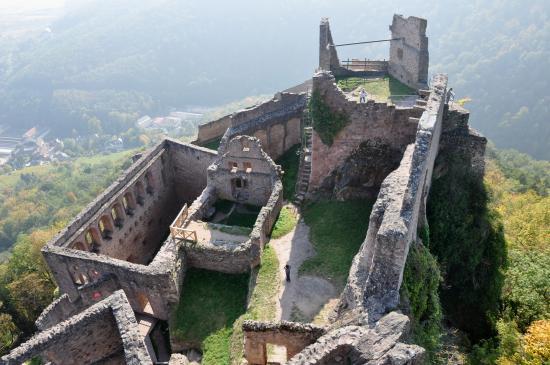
[
  {"x1": 388, "y1": 15, "x2": 429, "y2": 89},
  {"x1": 318, "y1": 18, "x2": 341, "y2": 71}
]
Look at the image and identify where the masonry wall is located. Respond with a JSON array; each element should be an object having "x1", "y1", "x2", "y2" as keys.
[
  {"x1": 43, "y1": 243, "x2": 179, "y2": 320},
  {"x1": 3, "y1": 291, "x2": 152, "y2": 365},
  {"x1": 309, "y1": 71, "x2": 422, "y2": 193},
  {"x1": 338, "y1": 74, "x2": 448, "y2": 319},
  {"x1": 319, "y1": 17, "x2": 341, "y2": 71},
  {"x1": 182, "y1": 179, "x2": 283, "y2": 273},
  {"x1": 208, "y1": 136, "x2": 281, "y2": 207},
  {"x1": 195, "y1": 115, "x2": 232, "y2": 146},
  {"x1": 168, "y1": 140, "x2": 218, "y2": 203},
  {"x1": 388, "y1": 14, "x2": 429, "y2": 89},
  {"x1": 243, "y1": 320, "x2": 325, "y2": 364},
  {"x1": 198, "y1": 93, "x2": 306, "y2": 160},
  {"x1": 66, "y1": 150, "x2": 177, "y2": 265},
  {"x1": 41, "y1": 139, "x2": 212, "y2": 321}
]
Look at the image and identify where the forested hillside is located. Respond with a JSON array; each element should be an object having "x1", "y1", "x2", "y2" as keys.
[
  {"x1": 0, "y1": 0, "x2": 548, "y2": 158},
  {"x1": 0, "y1": 151, "x2": 132, "y2": 352},
  {"x1": 425, "y1": 147, "x2": 549, "y2": 364}
]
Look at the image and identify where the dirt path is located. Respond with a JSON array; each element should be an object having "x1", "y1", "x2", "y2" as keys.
[{"x1": 269, "y1": 218, "x2": 337, "y2": 322}]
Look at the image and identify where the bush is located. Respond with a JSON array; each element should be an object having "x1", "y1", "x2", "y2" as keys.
[
  {"x1": 275, "y1": 144, "x2": 300, "y2": 199},
  {"x1": 401, "y1": 242, "x2": 443, "y2": 360}
]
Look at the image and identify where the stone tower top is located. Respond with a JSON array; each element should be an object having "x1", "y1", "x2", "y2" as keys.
[{"x1": 388, "y1": 14, "x2": 429, "y2": 89}]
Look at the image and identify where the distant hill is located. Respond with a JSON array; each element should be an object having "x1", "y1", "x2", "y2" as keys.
[{"x1": 0, "y1": 0, "x2": 548, "y2": 158}]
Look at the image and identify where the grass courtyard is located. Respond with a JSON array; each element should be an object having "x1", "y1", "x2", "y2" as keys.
[
  {"x1": 301, "y1": 199, "x2": 374, "y2": 288},
  {"x1": 170, "y1": 269, "x2": 249, "y2": 364},
  {"x1": 275, "y1": 143, "x2": 300, "y2": 200},
  {"x1": 335, "y1": 75, "x2": 416, "y2": 102}
]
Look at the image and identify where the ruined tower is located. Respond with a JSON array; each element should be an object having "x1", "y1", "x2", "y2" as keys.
[
  {"x1": 388, "y1": 14, "x2": 429, "y2": 89},
  {"x1": 318, "y1": 17, "x2": 341, "y2": 71}
]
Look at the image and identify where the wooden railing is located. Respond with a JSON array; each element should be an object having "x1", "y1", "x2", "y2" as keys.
[
  {"x1": 170, "y1": 227, "x2": 197, "y2": 243},
  {"x1": 169, "y1": 204, "x2": 197, "y2": 243}
]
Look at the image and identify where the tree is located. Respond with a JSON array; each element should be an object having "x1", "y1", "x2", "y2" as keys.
[{"x1": 0, "y1": 312, "x2": 19, "y2": 354}]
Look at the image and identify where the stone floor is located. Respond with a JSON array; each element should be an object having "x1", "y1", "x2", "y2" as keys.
[{"x1": 186, "y1": 220, "x2": 249, "y2": 247}]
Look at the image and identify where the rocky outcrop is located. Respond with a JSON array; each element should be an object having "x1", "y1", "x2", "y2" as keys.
[
  {"x1": 318, "y1": 138, "x2": 404, "y2": 200},
  {"x1": 287, "y1": 312, "x2": 424, "y2": 365}
]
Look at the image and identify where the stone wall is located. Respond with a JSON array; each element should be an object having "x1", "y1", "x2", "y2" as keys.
[
  {"x1": 208, "y1": 136, "x2": 282, "y2": 206},
  {"x1": 287, "y1": 312, "x2": 424, "y2": 365},
  {"x1": 195, "y1": 115, "x2": 232, "y2": 146},
  {"x1": 198, "y1": 93, "x2": 306, "y2": 160},
  {"x1": 168, "y1": 140, "x2": 218, "y2": 203},
  {"x1": 439, "y1": 104, "x2": 487, "y2": 177},
  {"x1": 182, "y1": 159, "x2": 283, "y2": 274},
  {"x1": 338, "y1": 74, "x2": 448, "y2": 321},
  {"x1": 41, "y1": 139, "x2": 214, "y2": 321},
  {"x1": 318, "y1": 17, "x2": 341, "y2": 72},
  {"x1": 243, "y1": 320, "x2": 326, "y2": 364},
  {"x1": 318, "y1": 19, "x2": 388, "y2": 78},
  {"x1": 308, "y1": 71, "x2": 422, "y2": 194},
  {"x1": 3, "y1": 291, "x2": 152, "y2": 365},
  {"x1": 388, "y1": 14, "x2": 429, "y2": 89},
  {"x1": 317, "y1": 138, "x2": 404, "y2": 200}
]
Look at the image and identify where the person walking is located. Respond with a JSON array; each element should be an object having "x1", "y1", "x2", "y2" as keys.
[
  {"x1": 446, "y1": 88, "x2": 455, "y2": 104},
  {"x1": 359, "y1": 88, "x2": 367, "y2": 103},
  {"x1": 284, "y1": 264, "x2": 291, "y2": 282}
]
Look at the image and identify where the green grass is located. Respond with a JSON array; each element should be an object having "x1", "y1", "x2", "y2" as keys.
[
  {"x1": 335, "y1": 75, "x2": 415, "y2": 101},
  {"x1": 170, "y1": 269, "x2": 249, "y2": 364},
  {"x1": 229, "y1": 246, "x2": 279, "y2": 363},
  {"x1": 214, "y1": 199, "x2": 234, "y2": 214},
  {"x1": 207, "y1": 223, "x2": 252, "y2": 236},
  {"x1": 220, "y1": 211, "x2": 259, "y2": 228},
  {"x1": 200, "y1": 137, "x2": 222, "y2": 151},
  {"x1": 301, "y1": 199, "x2": 373, "y2": 287},
  {"x1": 276, "y1": 144, "x2": 300, "y2": 199},
  {"x1": 270, "y1": 205, "x2": 298, "y2": 239}
]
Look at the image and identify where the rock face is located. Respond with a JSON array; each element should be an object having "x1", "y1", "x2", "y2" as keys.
[{"x1": 319, "y1": 139, "x2": 404, "y2": 200}]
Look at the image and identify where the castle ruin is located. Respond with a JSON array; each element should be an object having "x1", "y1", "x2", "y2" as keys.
[{"x1": 2, "y1": 14, "x2": 486, "y2": 365}]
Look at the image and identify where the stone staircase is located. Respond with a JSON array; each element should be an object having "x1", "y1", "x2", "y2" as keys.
[{"x1": 293, "y1": 124, "x2": 313, "y2": 206}]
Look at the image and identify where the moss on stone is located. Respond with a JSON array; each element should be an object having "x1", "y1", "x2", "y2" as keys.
[{"x1": 309, "y1": 90, "x2": 349, "y2": 146}]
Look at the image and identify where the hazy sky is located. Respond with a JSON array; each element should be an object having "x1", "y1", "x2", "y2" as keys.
[{"x1": 0, "y1": 0, "x2": 65, "y2": 12}]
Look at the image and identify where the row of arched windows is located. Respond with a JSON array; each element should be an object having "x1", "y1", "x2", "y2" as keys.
[{"x1": 69, "y1": 171, "x2": 156, "y2": 254}]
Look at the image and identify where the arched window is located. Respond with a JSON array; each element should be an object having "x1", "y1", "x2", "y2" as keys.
[
  {"x1": 111, "y1": 203, "x2": 125, "y2": 228},
  {"x1": 135, "y1": 181, "x2": 145, "y2": 206},
  {"x1": 122, "y1": 192, "x2": 136, "y2": 216},
  {"x1": 98, "y1": 215, "x2": 113, "y2": 239},
  {"x1": 71, "y1": 265, "x2": 89, "y2": 286},
  {"x1": 145, "y1": 171, "x2": 155, "y2": 195},
  {"x1": 85, "y1": 228, "x2": 101, "y2": 253}
]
